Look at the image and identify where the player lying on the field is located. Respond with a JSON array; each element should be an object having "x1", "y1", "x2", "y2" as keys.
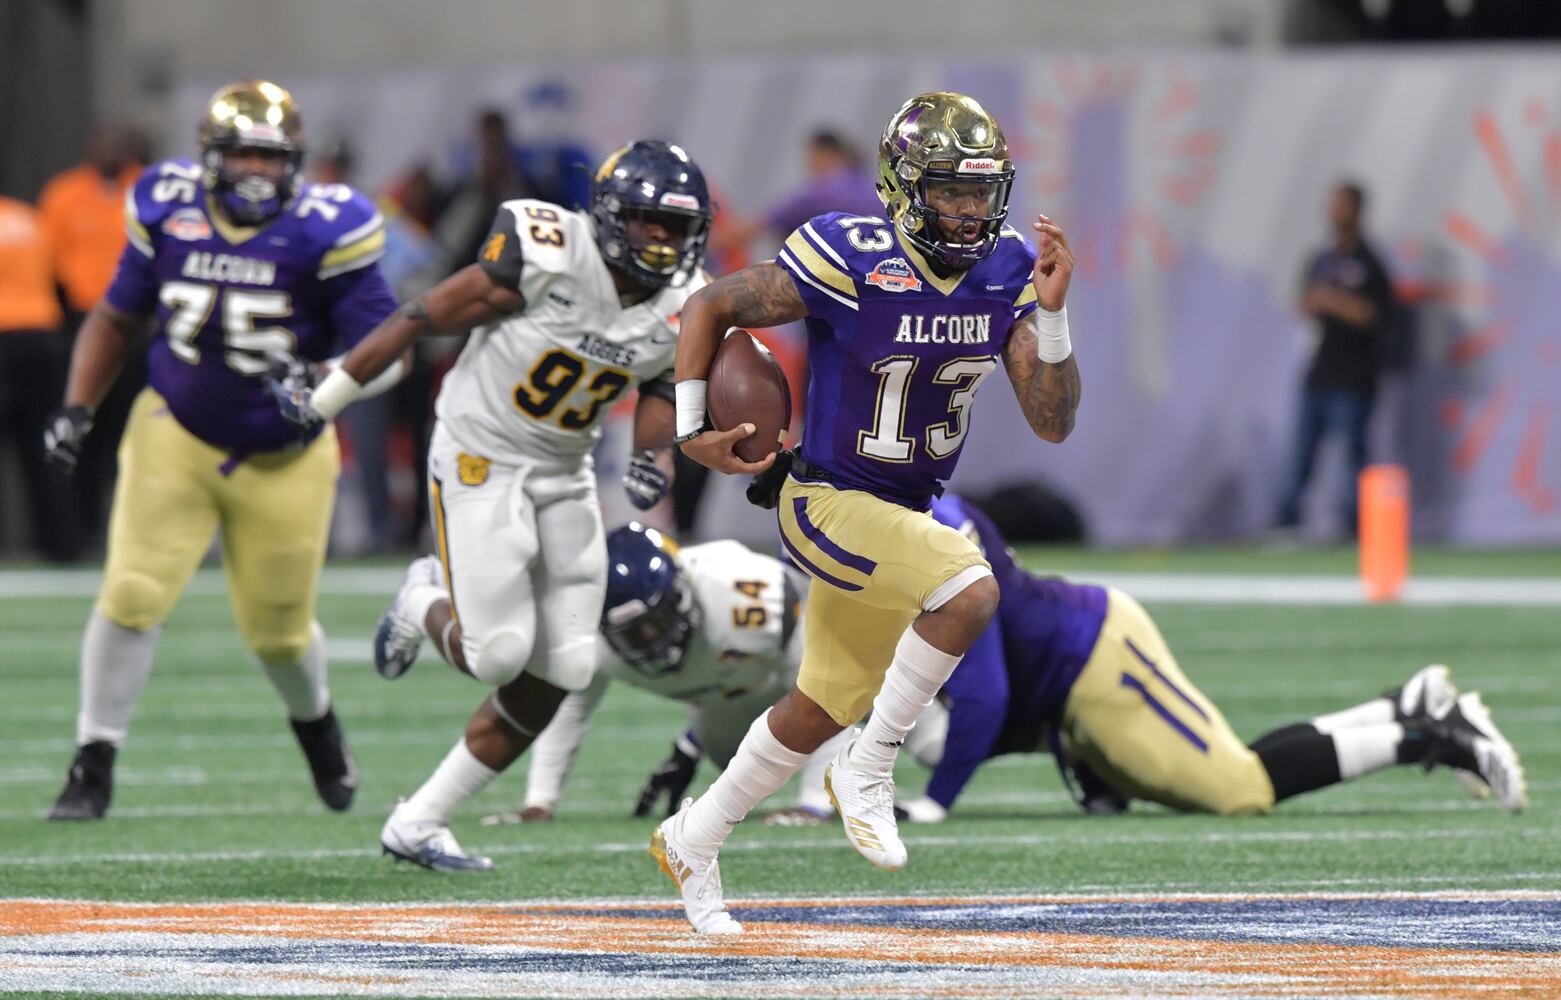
[
  {"x1": 44, "y1": 81, "x2": 407, "y2": 820},
  {"x1": 656, "y1": 92, "x2": 1081, "y2": 934},
  {"x1": 276, "y1": 142, "x2": 717, "y2": 871},
  {"x1": 482, "y1": 523, "x2": 849, "y2": 825},
  {"x1": 890, "y1": 493, "x2": 1528, "y2": 823}
]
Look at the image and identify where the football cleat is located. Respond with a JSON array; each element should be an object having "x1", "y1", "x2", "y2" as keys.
[
  {"x1": 373, "y1": 555, "x2": 442, "y2": 680},
  {"x1": 1386, "y1": 664, "x2": 1459, "y2": 723},
  {"x1": 290, "y1": 708, "x2": 357, "y2": 812},
  {"x1": 824, "y1": 732, "x2": 908, "y2": 871},
  {"x1": 1425, "y1": 692, "x2": 1528, "y2": 813},
  {"x1": 381, "y1": 799, "x2": 494, "y2": 872},
  {"x1": 649, "y1": 798, "x2": 742, "y2": 934},
  {"x1": 47, "y1": 742, "x2": 116, "y2": 821}
]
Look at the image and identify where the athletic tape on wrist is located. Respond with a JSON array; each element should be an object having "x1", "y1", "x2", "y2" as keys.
[
  {"x1": 309, "y1": 367, "x2": 364, "y2": 421},
  {"x1": 675, "y1": 379, "x2": 708, "y2": 438},
  {"x1": 1034, "y1": 305, "x2": 1072, "y2": 364}
]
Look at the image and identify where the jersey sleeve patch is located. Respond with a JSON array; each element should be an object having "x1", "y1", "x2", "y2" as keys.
[{"x1": 477, "y1": 206, "x2": 527, "y2": 289}]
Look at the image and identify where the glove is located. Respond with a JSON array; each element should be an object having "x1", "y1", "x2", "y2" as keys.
[
  {"x1": 266, "y1": 356, "x2": 324, "y2": 430},
  {"x1": 895, "y1": 795, "x2": 948, "y2": 824},
  {"x1": 633, "y1": 741, "x2": 699, "y2": 818},
  {"x1": 42, "y1": 405, "x2": 94, "y2": 472},
  {"x1": 745, "y1": 448, "x2": 794, "y2": 509},
  {"x1": 623, "y1": 448, "x2": 670, "y2": 510}
]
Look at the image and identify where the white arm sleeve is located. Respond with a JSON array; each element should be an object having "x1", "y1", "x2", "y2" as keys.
[{"x1": 522, "y1": 671, "x2": 611, "y2": 811}]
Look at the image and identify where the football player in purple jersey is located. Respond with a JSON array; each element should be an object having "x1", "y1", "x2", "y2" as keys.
[
  {"x1": 650, "y1": 92, "x2": 1081, "y2": 934},
  {"x1": 42, "y1": 81, "x2": 404, "y2": 820},
  {"x1": 898, "y1": 494, "x2": 1527, "y2": 824}
]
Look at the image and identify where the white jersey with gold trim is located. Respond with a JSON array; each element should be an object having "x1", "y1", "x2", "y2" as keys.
[{"x1": 433, "y1": 198, "x2": 704, "y2": 467}]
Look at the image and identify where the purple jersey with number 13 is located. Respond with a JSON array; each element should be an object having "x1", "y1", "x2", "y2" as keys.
[
  {"x1": 775, "y1": 211, "x2": 1038, "y2": 509},
  {"x1": 104, "y1": 158, "x2": 398, "y2": 454}
]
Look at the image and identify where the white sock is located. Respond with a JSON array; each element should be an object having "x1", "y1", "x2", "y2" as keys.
[
  {"x1": 850, "y1": 625, "x2": 960, "y2": 775},
  {"x1": 797, "y1": 728, "x2": 851, "y2": 813},
  {"x1": 259, "y1": 621, "x2": 331, "y2": 722},
  {"x1": 1333, "y1": 723, "x2": 1405, "y2": 779},
  {"x1": 1312, "y1": 697, "x2": 1395, "y2": 734},
  {"x1": 408, "y1": 586, "x2": 445, "y2": 639},
  {"x1": 680, "y1": 709, "x2": 808, "y2": 855},
  {"x1": 76, "y1": 609, "x2": 160, "y2": 747},
  {"x1": 401, "y1": 738, "x2": 499, "y2": 823}
]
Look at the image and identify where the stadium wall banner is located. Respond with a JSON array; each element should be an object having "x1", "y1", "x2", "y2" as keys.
[{"x1": 177, "y1": 51, "x2": 1561, "y2": 544}]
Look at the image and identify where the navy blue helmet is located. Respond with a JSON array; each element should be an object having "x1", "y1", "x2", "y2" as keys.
[
  {"x1": 601, "y1": 523, "x2": 702, "y2": 677},
  {"x1": 589, "y1": 141, "x2": 712, "y2": 289}
]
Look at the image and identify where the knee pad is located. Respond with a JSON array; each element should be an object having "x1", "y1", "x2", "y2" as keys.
[
  {"x1": 98, "y1": 572, "x2": 169, "y2": 632},
  {"x1": 250, "y1": 620, "x2": 322, "y2": 668},
  {"x1": 472, "y1": 628, "x2": 533, "y2": 687},
  {"x1": 529, "y1": 637, "x2": 597, "y2": 693}
]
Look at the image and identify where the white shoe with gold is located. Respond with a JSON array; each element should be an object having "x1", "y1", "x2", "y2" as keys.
[
  {"x1": 649, "y1": 798, "x2": 742, "y2": 935},
  {"x1": 824, "y1": 732, "x2": 908, "y2": 871}
]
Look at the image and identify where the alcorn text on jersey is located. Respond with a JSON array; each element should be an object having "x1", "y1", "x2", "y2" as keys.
[{"x1": 434, "y1": 199, "x2": 705, "y2": 466}]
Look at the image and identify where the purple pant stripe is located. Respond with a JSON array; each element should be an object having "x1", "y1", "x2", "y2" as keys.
[
  {"x1": 1119, "y1": 672, "x2": 1209, "y2": 754},
  {"x1": 1125, "y1": 637, "x2": 1210, "y2": 723},
  {"x1": 791, "y1": 498, "x2": 878, "y2": 576},
  {"x1": 779, "y1": 527, "x2": 864, "y2": 593}
]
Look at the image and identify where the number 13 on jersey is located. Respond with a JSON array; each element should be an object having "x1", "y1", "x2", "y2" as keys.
[{"x1": 858, "y1": 354, "x2": 997, "y2": 463}]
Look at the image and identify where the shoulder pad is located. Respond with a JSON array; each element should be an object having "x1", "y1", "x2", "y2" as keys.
[
  {"x1": 777, "y1": 212, "x2": 896, "y2": 309},
  {"x1": 503, "y1": 198, "x2": 591, "y2": 274},
  {"x1": 126, "y1": 159, "x2": 205, "y2": 255},
  {"x1": 297, "y1": 184, "x2": 386, "y2": 279}
]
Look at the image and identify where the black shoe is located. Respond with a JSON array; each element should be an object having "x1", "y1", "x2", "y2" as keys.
[
  {"x1": 48, "y1": 742, "x2": 116, "y2": 821},
  {"x1": 290, "y1": 708, "x2": 357, "y2": 812}
]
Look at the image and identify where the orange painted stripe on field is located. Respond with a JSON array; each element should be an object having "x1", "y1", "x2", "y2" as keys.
[{"x1": 2, "y1": 899, "x2": 1558, "y2": 998}]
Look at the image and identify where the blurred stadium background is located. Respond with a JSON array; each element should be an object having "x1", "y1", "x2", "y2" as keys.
[{"x1": 2, "y1": 2, "x2": 1559, "y2": 997}]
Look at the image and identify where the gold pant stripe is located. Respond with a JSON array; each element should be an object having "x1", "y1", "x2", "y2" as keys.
[{"x1": 430, "y1": 475, "x2": 460, "y2": 625}]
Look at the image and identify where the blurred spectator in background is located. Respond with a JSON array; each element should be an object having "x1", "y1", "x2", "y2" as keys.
[
  {"x1": 1275, "y1": 181, "x2": 1398, "y2": 538},
  {"x1": 0, "y1": 195, "x2": 78, "y2": 561},
  {"x1": 37, "y1": 125, "x2": 148, "y2": 548},
  {"x1": 515, "y1": 80, "x2": 595, "y2": 211},
  {"x1": 708, "y1": 128, "x2": 880, "y2": 258},
  {"x1": 433, "y1": 109, "x2": 533, "y2": 276}
]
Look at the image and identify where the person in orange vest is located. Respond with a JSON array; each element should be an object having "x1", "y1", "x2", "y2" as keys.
[
  {"x1": 36, "y1": 126, "x2": 148, "y2": 541},
  {"x1": 0, "y1": 196, "x2": 79, "y2": 561}
]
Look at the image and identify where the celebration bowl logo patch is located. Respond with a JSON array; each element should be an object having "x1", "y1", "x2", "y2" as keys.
[
  {"x1": 163, "y1": 208, "x2": 213, "y2": 241},
  {"x1": 865, "y1": 258, "x2": 922, "y2": 293}
]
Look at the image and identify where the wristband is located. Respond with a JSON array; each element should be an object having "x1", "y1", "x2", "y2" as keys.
[
  {"x1": 309, "y1": 366, "x2": 364, "y2": 421},
  {"x1": 1034, "y1": 305, "x2": 1072, "y2": 364},
  {"x1": 675, "y1": 379, "x2": 708, "y2": 439}
]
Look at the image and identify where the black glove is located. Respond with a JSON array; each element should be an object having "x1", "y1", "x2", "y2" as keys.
[
  {"x1": 623, "y1": 448, "x2": 670, "y2": 510},
  {"x1": 266, "y1": 356, "x2": 324, "y2": 430},
  {"x1": 633, "y1": 741, "x2": 700, "y2": 818},
  {"x1": 745, "y1": 448, "x2": 795, "y2": 509},
  {"x1": 42, "y1": 405, "x2": 94, "y2": 472}
]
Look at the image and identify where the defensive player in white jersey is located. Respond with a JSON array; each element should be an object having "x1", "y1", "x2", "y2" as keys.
[
  {"x1": 275, "y1": 142, "x2": 716, "y2": 870},
  {"x1": 510, "y1": 523, "x2": 849, "y2": 825}
]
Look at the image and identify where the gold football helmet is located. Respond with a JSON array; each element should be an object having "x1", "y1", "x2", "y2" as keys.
[
  {"x1": 198, "y1": 80, "x2": 306, "y2": 224},
  {"x1": 876, "y1": 92, "x2": 1014, "y2": 269}
]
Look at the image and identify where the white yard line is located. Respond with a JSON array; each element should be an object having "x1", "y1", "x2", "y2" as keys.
[
  {"x1": 0, "y1": 825, "x2": 1552, "y2": 868},
  {"x1": 4, "y1": 566, "x2": 1561, "y2": 605}
]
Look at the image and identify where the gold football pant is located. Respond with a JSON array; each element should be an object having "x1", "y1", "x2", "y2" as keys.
[
  {"x1": 1061, "y1": 589, "x2": 1276, "y2": 815},
  {"x1": 778, "y1": 476, "x2": 989, "y2": 726},
  {"x1": 97, "y1": 388, "x2": 338, "y2": 664}
]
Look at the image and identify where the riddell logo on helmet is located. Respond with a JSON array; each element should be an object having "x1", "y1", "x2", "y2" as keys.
[
  {"x1": 163, "y1": 208, "x2": 213, "y2": 241},
  {"x1": 865, "y1": 258, "x2": 922, "y2": 293},
  {"x1": 958, "y1": 158, "x2": 1000, "y2": 174},
  {"x1": 659, "y1": 193, "x2": 701, "y2": 210}
]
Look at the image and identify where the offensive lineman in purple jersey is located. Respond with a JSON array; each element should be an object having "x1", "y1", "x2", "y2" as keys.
[
  {"x1": 650, "y1": 92, "x2": 1082, "y2": 934},
  {"x1": 899, "y1": 494, "x2": 1527, "y2": 820},
  {"x1": 41, "y1": 82, "x2": 403, "y2": 820}
]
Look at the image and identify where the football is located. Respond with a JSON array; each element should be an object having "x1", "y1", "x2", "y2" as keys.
[{"x1": 707, "y1": 329, "x2": 792, "y2": 463}]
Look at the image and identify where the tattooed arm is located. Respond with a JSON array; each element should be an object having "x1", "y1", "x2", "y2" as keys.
[
  {"x1": 674, "y1": 261, "x2": 809, "y2": 474},
  {"x1": 337, "y1": 264, "x2": 523, "y2": 384},
  {"x1": 1003, "y1": 313, "x2": 1081, "y2": 443},
  {"x1": 672, "y1": 261, "x2": 808, "y2": 382}
]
